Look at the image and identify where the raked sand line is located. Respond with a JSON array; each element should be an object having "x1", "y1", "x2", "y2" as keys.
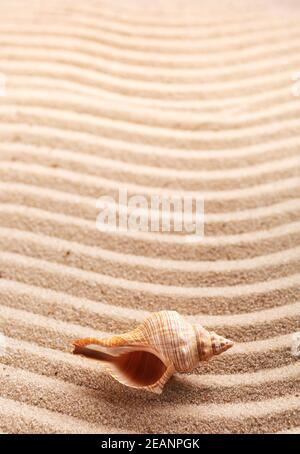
[
  {"x1": 61, "y1": 2, "x2": 282, "y2": 26},
  {"x1": 0, "y1": 176, "x2": 299, "y2": 227},
  {"x1": 1, "y1": 63, "x2": 298, "y2": 108},
  {"x1": 7, "y1": 77, "x2": 297, "y2": 113},
  {"x1": 1, "y1": 181, "x2": 299, "y2": 228},
  {"x1": 0, "y1": 279, "x2": 299, "y2": 341},
  {"x1": 2, "y1": 318, "x2": 294, "y2": 376},
  {"x1": 0, "y1": 61, "x2": 298, "y2": 102},
  {"x1": 0, "y1": 227, "x2": 299, "y2": 289},
  {"x1": 1, "y1": 161, "x2": 299, "y2": 202},
  {"x1": 3, "y1": 126, "x2": 300, "y2": 173},
  {"x1": 5, "y1": 72, "x2": 296, "y2": 113},
  {"x1": 1, "y1": 0, "x2": 299, "y2": 434},
  {"x1": 73, "y1": 0, "x2": 299, "y2": 25},
  {"x1": 3, "y1": 15, "x2": 300, "y2": 55},
  {"x1": 0, "y1": 343, "x2": 299, "y2": 409},
  {"x1": 3, "y1": 92, "x2": 300, "y2": 135},
  {"x1": 2, "y1": 335, "x2": 298, "y2": 390},
  {"x1": 3, "y1": 39, "x2": 300, "y2": 79},
  {"x1": 53, "y1": 5, "x2": 275, "y2": 29},
  {"x1": 0, "y1": 205, "x2": 299, "y2": 262},
  {"x1": 2, "y1": 106, "x2": 300, "y2": 151},
  {"x1": 6, "y1": 5, "x2": 263, "y2": 27},
  {"x1": 3, "y1": 91, "x2": 300, "y2": 133},
  {"x1": 3, "y1": 2, "x2": 262, "y2": 28},
  {"x1": 0, "y1": 397, "x2": 124, "y2": 434},
  {"x1": 0, "y1": 152, "x2": 297, "y2": 192},
  {"x1": 1, "y1": 143, "x2": 300, "y2": 192},
  {"x1": 2, "y1": 39, "x2": 300, "y2": 82},
  {"x1": 0, "y1": 363, "x2": 298, "y2": 434},
  {"x1": 2, "y1": 119, "x2": 300, "y2": 178},
  {"x1": 2, "y1": 120, "x2": 300, "y2": 163},
  {"x1": 1, "y1": 136, "x2": 300, "y2": 180},
  {"x1": 0, "y1": 222, "x2": 299, "y2": 268},
  {"x1": 5, "y1": 12, "x2": 297, "y2": 44},
  {"x1": 19, "y1": 20, "x2": 300, "y2": 54},
  {"x1": 0, "y1": 249, "x2": 299, "y2": 303},
  {"x1": 0, "y1": 279, "x2": 298, "y2": 330},
  {"x1": 0, "y1": 202, "x2": 299, "y2": 245},
  {"x1": 0, "y1": 302, "x2": 296, "y2": 358},
  {"x1": 0, "y1": 179, "x2": 298, "y2": 234},
  {"x1": 0, "y1": 301, "x2": 294, "y2": 350},
  {"x1": 4, "y1": 79, "x2": 299, "y2": 117}
]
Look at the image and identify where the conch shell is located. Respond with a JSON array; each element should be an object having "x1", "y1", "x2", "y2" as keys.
[{"x1": 73, "y1": 310, "x2": 233, "y2": 394}]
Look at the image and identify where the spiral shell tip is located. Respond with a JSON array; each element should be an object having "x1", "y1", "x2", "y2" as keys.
[{"x1": 210, "y1": 332, "x2": 234, "y2": 356}]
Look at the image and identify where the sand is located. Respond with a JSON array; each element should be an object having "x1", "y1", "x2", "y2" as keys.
[{"x1": 0, "y1": 0, "x2": 299, "y2": 434}]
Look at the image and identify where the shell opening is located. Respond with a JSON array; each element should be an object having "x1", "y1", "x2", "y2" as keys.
[
  {"x1": 73, "y1": 339, "x2": 168, "y2": 389},
  {"x1": 115, "y1": 350, "x2": 167, "y2": 387}
]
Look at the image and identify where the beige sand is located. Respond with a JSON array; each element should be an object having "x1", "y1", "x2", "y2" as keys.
[{"x1": 0, "y1": 0, "x2": 299, "y2": 434}]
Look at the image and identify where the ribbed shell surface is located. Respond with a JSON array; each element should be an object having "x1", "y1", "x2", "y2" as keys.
[{"x1": 137, "y1": 311, "x2": 199, "y2": 372}]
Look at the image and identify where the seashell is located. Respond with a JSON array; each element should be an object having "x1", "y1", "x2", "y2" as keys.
[{"x1": 73, "y1": 310, "x2": 233, "y2": 394}]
